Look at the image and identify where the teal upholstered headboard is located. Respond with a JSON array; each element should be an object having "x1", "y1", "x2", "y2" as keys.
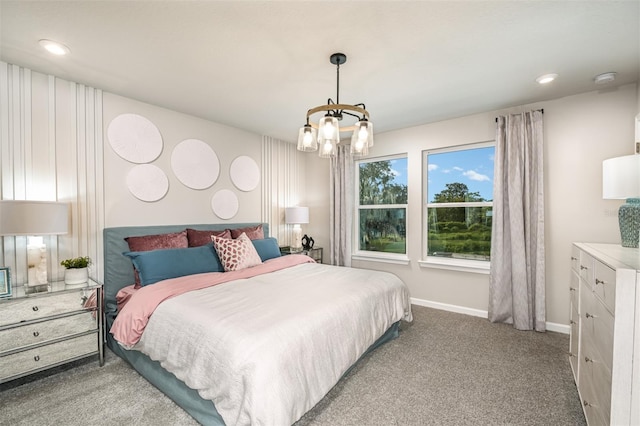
[{"x1": 103, "y1": 223, "x2": 269, "y2": 314}]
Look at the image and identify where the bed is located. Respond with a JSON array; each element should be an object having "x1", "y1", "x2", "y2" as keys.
[{"x1": 104, "y1": 223, "x2": 412, "y2": 425}]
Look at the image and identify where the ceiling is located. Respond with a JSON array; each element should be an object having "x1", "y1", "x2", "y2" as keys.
[{"x1": 1, "y1": 1, "x2": 639, "y2": 143}]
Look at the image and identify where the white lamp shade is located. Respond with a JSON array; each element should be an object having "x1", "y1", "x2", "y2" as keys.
[
  {"x1": 603, "y1": 155, "x2": 640, "y2": 199},
  {"x1": 0, "y1": 200, "x2": 69, "y2": 235},
  {"x1": 285, "y1": 206, "x2": 309, "y2": 224}
]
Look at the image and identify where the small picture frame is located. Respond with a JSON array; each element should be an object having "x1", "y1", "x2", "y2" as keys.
[{"x1": 0, "y1": 267, "x2": 11, "y2": 298}]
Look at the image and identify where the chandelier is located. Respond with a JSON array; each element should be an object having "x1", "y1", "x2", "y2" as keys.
[{"x1": 297, "y1": 53, "x2": 373, "y2": 158}]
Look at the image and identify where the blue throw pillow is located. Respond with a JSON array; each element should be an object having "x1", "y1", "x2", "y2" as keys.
[
  {"x1": 123, "y1": 243, "x2": 223, "y2": 286},
  {"x1": 252, "y1": 237, "x2": 282, "y2": 261}
]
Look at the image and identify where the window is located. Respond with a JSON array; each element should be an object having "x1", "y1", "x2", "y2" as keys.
[
  {"x1": 355, "y1": 155, "x2": 408, "y2": 259},
  {"x1": 424, "y1": 142, "x2": 494, "y2": 268}
]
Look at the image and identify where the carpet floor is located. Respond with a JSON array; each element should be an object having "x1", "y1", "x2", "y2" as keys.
[{"x1": 1, "y1": 305, "x2": 586, "y2": 425}]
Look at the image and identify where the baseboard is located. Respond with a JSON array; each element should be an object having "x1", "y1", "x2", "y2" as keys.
[{"x1": 410, "y1": 297, "x2": 570, "y2": 335}]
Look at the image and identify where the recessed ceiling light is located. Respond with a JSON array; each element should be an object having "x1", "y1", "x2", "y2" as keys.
[
  {"x1": 536, "y1": 74, "x2": 558, "y2": 85},
  {"x1": 39, "y1": 39, "x2": 70, "y2": 56},
  {"x1": 594, "y1": 72, "x2": 616, "y2": 85}
]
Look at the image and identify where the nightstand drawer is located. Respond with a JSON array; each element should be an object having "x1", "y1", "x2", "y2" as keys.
[
  {"x1": 0, "y1": 291, "x2": 85, "y2": 326},
  {"x1": 0, "y1": 333, "x2": 97, "y2": 382},
  {"x1": 0, "y1": 312, "x2": 96, "y2": 353}
]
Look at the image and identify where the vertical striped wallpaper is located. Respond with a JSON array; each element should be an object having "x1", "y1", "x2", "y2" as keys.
[
  {"x1": 0, "y1": 62, "x2": 104, "y2": 285},
  {"x1": 261, "y1": 136, "x2": 305, "y2": 246}
]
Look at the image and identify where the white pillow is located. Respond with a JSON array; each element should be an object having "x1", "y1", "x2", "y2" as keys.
[{"x1": 211, "y1": 232, "x2": 263, "y2": 271}]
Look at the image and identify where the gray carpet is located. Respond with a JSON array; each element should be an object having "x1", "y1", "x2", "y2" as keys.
[{"x1": 1, "y1": 305, "x2": 586, "y2": 426}]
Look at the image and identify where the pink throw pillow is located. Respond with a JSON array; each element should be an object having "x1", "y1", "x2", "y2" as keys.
[
  {"x1": 187, "y1": 228, "x2": 231, "y2": 247},
  {"x1": 211, "y1": 233, "x2": 262, "y2": 272},
  {"x1": 124, "y1": 230, "x2": 189, "y2": 288},
  {"x1": 125, "y1": 230, "x2": 188, "y2": 252},
  {"x1": 230, "y1": 224, "x2": 264, "y2": 240}
]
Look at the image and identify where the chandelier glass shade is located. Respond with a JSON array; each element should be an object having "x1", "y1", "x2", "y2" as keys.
[{"x1": 297, "y1": 53, "x2": 373, "y2": 158}]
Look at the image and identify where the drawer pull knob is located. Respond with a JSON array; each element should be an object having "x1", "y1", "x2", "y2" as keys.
[
  {"x1": 32, "y1": 306, "x2": 39, "y2": 312},
  {"x1": 569, "y1": 287, "x2": 576, "y2": 292},
  {"x1": 569, "y1": 352, "x2": 575, "y2": 357},
  {"x1": 580, "y1": 265, "x2": 588, "y2": 270},
  {"x1": 583, "y1": 400, "x2": 592, "y2": 407},
  {"x1": 585, "y1": 356, "x2": 593, "y2": 363},
  {"x1": 33, "y1": 331, "x2": 40, "y2": 337},
  {"x1": 585, "y1": 312, "x2": 594, "y2": 319},
  {"x1": 595, "y1": 278, "x2": 605, "y2": 285},
  {"x1": 570, "y1": 320, "x2": 576, "y2": 325},
  {"x1": 571, "y1": 256, "x2": 578, "y2": 261},
  {"x1": 33, "y1": 355, "x2": 40, "y2": 362}
]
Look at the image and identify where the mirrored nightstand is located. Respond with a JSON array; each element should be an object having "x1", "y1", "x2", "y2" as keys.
[
  {"x1": 0, "y1": 278, "x2": 104, "y2": 384},
  {"x1": 280, "y1": 247, "x2": 323, "y2": 264}
]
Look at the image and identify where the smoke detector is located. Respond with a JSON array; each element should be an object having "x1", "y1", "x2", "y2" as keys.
[{"x1": 594, "y1": 72, "x2": 616, "y2": 85}]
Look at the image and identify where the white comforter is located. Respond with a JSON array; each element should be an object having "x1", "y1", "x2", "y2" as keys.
[{"x1": 133, "y1": 262, "x2": 412, "y2": 425}]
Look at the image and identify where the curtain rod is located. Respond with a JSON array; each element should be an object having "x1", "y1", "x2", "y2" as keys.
[{"x1": 495, "y1": 109, "x2": 544, "y2": 122}]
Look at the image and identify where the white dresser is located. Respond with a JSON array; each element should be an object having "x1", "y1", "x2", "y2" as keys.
[
  {"x1": 0, "y1": 279, "x2": 103, "y2": 384},
  {"x1": 570, "y1": 243, "x2": 640, "y2": 426}
]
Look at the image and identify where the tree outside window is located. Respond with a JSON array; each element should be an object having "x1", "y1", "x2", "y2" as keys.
[{"x1": 356, "y1": 156, "x2": 408, "y2": 255}]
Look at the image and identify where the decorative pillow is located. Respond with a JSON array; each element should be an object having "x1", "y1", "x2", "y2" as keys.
[
  {"x1": 124, "y1": 230, "x2": 189, "y2": 288},
  {"x1": 125, "y1": 230, "x2": 188, "y2": 251},
  {"x1": 123, "y1": 244, "x2": 223, "y2": 286},
  {"x1": 230, "y1": 224, "x2": 264, "y2": 240},
  {"x1": 211, "y1": 232, "x2": 262, "y2": 272},
  {"x1": 251, "y1": 237, "x2": 282, "y2": 262},
  {"x1": 187, "y1": 228, "x2": 232, "y2": 247}
]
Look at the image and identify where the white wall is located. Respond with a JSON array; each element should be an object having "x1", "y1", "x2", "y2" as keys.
[
  {"x1": 2, "y1": 62, "x2": 306, "y2": 285},
  {"x1": 103, "y1": 93, "x2": 263, "y2": 227},
  {"x1": 306, "y1": 83, "x2": 638, "y2": 328}
]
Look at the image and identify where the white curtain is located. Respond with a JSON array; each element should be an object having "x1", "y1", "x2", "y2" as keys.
[
  {"x1": 329, "y1": 145, "x2": 353, "y2": 266},
  {"x1": 489, "y1": 110, "x2": 545, "y2": 331}
]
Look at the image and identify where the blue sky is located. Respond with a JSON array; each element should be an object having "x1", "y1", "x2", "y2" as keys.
[
  {"x1": 383, "y1": 148, "x2": 494, "y2": 202},
  {"x1": 427, "y1": 146, "x2": 495, "y2": 202}
]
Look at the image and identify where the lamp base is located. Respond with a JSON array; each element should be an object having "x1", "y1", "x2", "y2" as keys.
[
  {"x1": 291, "y1": 224, "x2": 302, "y2": 250},
  {"x1": 619, "y1": 198, "x2": 640, "y2": 248}
]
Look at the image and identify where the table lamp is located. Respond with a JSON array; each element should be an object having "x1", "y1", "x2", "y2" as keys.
[
  {"x1": 603, "y1": 116, "x2": 640, "y2": 247},
  {"x1": 285, "y1": 206, "x2": 309, "y2": 251},
  {"x1": 0, "y1": 200, "x2": 69, "y2": 287}
]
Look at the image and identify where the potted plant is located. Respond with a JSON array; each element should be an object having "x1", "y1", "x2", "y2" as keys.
[{"x1": 60, "y1": 256, "x2": 91, "y2": 286}]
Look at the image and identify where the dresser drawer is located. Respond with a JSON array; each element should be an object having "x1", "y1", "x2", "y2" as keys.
[
  {"x1": 0, "y1": 291, "x2": 86, "y2": 326},
  {"x1": 579, "y1": 374, "x2": 609, "y2": 426},
  {"x1": 569, "y1": 306, "x2": 580, "y2": 382},
  {"x1": 570, "y1": 270, "x2": 579, "y2": 314},
  {"x1": 582, "y1": 295, "x2": 614, "y2": 369},
  {"x1": 593, "y1": 260, "x2": 616, "y2": 315},
  {"x1": 579, "y1": 251, "x2": 594, "y2": 288},
  {"x1": 570, "y1": 245, "x2": 581, "y2": 273},
  {"x1": 581, "y1": 335, "x2": 612, "y2": 425},
  {"x1": 0, "y1": 312, "x2": 96, "y2": 353},
  {"x1": 0, "y1": 333, "x2": 97, "y2": 382}
]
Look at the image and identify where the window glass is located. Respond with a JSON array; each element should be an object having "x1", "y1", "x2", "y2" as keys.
[
  {"x1": 425, "y1": 144, "x2": 494, "y2": 262},
  {"x1": 356, "y1": 156, "x2": 408, "y2": 255}
]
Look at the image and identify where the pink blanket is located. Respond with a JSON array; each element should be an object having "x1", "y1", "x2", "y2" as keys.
[{"x1": 110, "y1": 255, "x2": 314, "y2": 347}]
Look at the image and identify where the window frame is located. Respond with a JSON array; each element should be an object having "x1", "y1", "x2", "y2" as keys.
[
  {"x1": 421, "y1": 141, "x2": 495, "y2": 274},
  {"x1": 353, "y1": 153, "x2": 409, "y2": 264}
]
